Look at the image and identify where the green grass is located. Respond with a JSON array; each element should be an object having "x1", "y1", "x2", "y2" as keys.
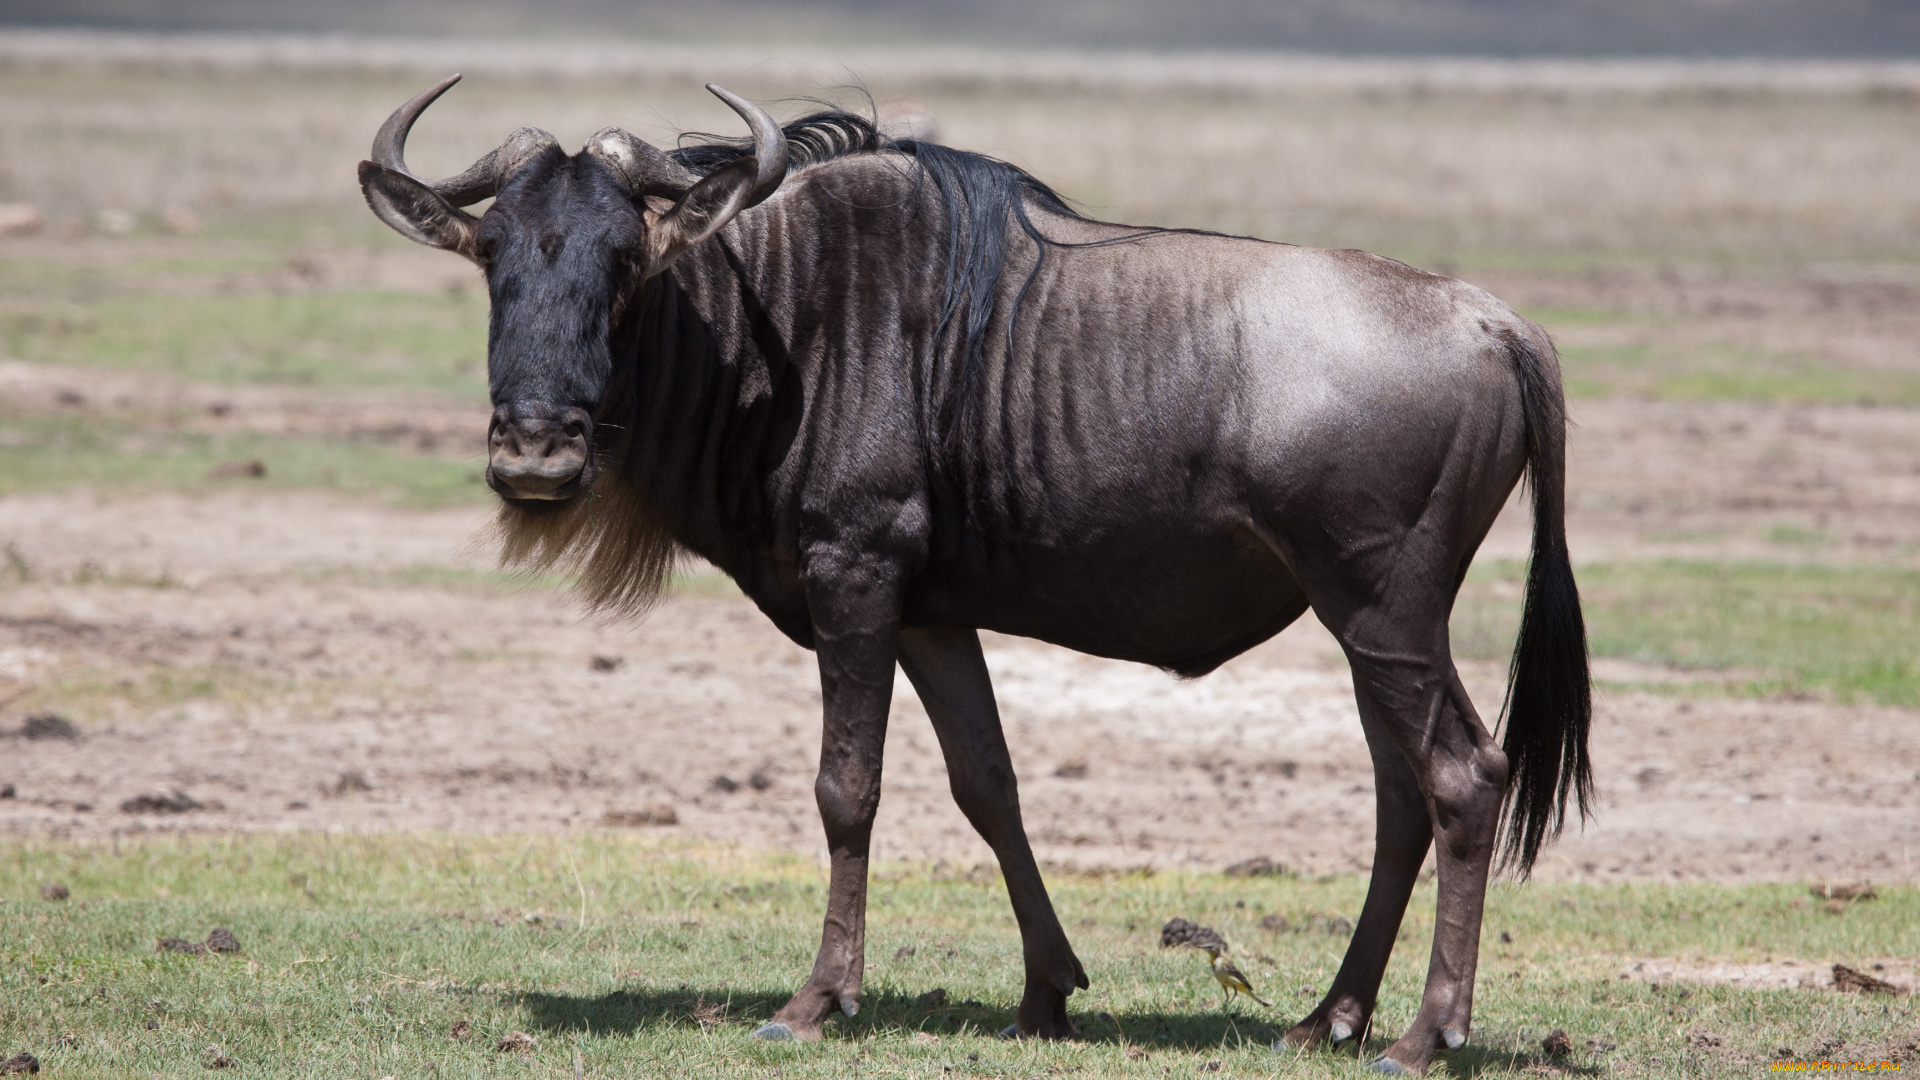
[
  {"x1": 0, "y1": 411, "x2": 491, "y2": 508},
  {"x1": 0, "y1": 250, "x2": 497, "y2": 506},
  {"x1": 1545, "y1": 336, "x2": 1920, "y2": 406},
  {"x1": 0, "y1": 288, "x2": 489, "y2": 398},
  {"x1": 2, "y1": 834, "x2": 1914, "y2": 1078},
  {"x1": 1453, "y1": 560, "x2": 1920, "y2": 706}
]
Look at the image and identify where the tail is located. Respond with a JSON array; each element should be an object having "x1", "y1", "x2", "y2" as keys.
[{"x1": 1496, "y1": 328, "x2": 1593, "y2": 876}]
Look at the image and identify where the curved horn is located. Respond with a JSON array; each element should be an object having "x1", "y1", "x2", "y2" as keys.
[
  {"x1": 372, "y1": 74, "x2": 554, "y2": 207},
  {"x1": 705, "y1": 84, "x2": 789, "y2": 207},
  {"x1": 585, "y1": 128, "x2": 699, "y2": 199}
]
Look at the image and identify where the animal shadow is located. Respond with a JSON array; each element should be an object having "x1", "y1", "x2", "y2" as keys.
[
  {"x1": 514, "y1": 987, "x2": 791, "y2": 1037},
  {"x1": 516, "y1": 986, "x2": 1309, "y2": 1052},
  {"x1": 512, "y1": 986, "x2": 1584, "y2": 1072}
]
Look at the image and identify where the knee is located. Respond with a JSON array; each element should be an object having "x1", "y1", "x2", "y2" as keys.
[
  {"x1": 1427, "y1": 744, "x2": 1506, "y2": 838},
  {"x1": 815, "y1": 770, "x2": 881, "y2": 834}
]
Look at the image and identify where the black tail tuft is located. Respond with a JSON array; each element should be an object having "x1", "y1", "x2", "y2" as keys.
[{"x1": 1497, "y1": 329, "x2": 1593, "y2": 876}]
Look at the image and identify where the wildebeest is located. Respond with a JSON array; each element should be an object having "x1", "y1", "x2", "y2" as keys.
[{"x1": 360, "y1": 76, "x2": 1589, "y2": 1074}]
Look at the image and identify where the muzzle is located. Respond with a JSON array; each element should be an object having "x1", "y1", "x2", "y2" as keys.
[{"x1": 486, "y1": 402, "x2": 595, "y2": 501}]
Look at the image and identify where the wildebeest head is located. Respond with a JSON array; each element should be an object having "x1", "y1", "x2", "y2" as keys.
[{"x1": 357, "y1": 76, "x2": 788, "y2": 502}]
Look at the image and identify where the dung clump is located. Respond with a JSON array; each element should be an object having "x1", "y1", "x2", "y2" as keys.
[
  {"x1": 20, "y1": 715, "x2": 78, "y2": 741},
  {"x1": 1160, "y1": 917, "x2": 1226, "y2": 952}
]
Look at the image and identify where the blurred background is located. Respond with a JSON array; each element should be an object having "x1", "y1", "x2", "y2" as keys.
[{"x1": 0, "y1": 2, "x2": 1915, "y2": 884}]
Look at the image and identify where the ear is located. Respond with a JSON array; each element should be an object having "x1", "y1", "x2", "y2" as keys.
[
  {"x1": 358, "y1": 160, "x2": 479, "y2": 258},
  {"x1": 643, "y1": 156, "x2": 761, "y2": 277}
]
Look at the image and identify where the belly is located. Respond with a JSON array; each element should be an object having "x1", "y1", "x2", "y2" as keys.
[{"x1": 903, "y1": 517, "x2": 1310, "y2": 676}]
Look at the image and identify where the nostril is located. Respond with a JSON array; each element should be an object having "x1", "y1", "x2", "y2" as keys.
[{"x1": 486, "y1": 405, "x2": 593, "y2": 499}]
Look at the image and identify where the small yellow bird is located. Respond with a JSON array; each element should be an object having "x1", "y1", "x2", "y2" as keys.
[{"x1": 1191, "y1": 942, "x2": 1271, "y2": 1009}]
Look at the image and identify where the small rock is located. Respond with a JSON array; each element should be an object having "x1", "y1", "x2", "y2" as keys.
[
  {"x1": 1542, "y1": 1029, "x2": 1572, "y2": 1057},
  {"x1": 495, "y1": 1031, "x2": 537, "y2": 1054},
  {"x1": 1125, "y1": 1045, "x2": 1148, "y2": 1060},
  {"x1": 1224, "y1": 856, "x2": 1289, "y2": 878},
  {"x1": 39, "y1": 883, "x2": 67, "y2": 901},
  {"x1": 917, "y1": 987, "x2": 947, "y2": 1007},
  {"x1": 589, "y1": 655, "x2": 623, "y2": 672},
  {"x1": 747, "y1": 770, "x2": 773, "y2": 791},
  {"x1": 121, "y1": 791, "x2": 204, "y2": 814},
  {"x1": 894, "y1": 945, "x2": 916, "y2": 960},
  {"x1": 1202, "y1": 1061, "x2": 1222, "y2": 1072},
  {"x1": 21, "y1": 714, "x2": 78, "y2": 741},
  {"x1": 0, "y1": 1052, "x2": 39, "y2": 1074},
  {"x1": 328, "y1": 771, "x2": 372, "y2": 796},
  {"x1": 0, "y1": 785, "x2": 13, "y2": 799},
  {"x1": 205, "y1": 928, "x2": 241, "y2": 954},
  {"x1": 1052, "y1": 757, "x2": 1088, "y2": 780},
  {"x1": 96, "y1": 208, "x2": 137, "y2": 235},
  {"x1": 157, "y1": 937, "x2": 205, "y2": 956},
  {"x1": 1499, "y1": 930, "x2": 1512, "y2": 944},
  {"x1": 711, "y1": 775, "x2": 740, "y2": 794},
  {"x1": 0, "y1": 203, "x2": 43, "y2": 236},
  {"x1": 449, "y1": 1020, "x2": 473, "y2": 1041},
  {"x1": 207, "y1": 459, "x2": 266, "y2": 480},
  {"x1": 163, "y1": 205, "x2": 201, "y2": 235},
  {"x1": 602, "y1": 804, "x2": 677, "y2": 827}
]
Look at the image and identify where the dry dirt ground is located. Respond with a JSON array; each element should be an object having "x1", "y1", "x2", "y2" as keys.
[{"x1": 1, "y1": 383, "x2": 1917, "y2": 885}]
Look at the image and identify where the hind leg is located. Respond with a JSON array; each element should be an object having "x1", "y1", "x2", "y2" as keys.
[
  {"x1": 1327, "y1": 599, "x2": 1507, "y2": 1075},
  {"x1": 897, "y1": 626, "x2": 1087, "y2": 1038},
  {"x1": 1284, "y1": 682, "x2": 1433, "y2": 1050}
]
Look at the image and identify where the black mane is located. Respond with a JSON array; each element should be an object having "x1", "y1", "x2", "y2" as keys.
[{"x1": 674, "y1": 111, "x2": 1082, "y2": 440}]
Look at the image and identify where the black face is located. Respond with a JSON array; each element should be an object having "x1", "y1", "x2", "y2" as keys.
[
  {"x1": 475, "y1": 149, "x2": 649, "y2": 502},
  {"x1": 360, "y1": 80, "x2": 782, "y2": 506}
]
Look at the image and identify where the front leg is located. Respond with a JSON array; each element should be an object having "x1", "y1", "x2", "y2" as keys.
[
  {"x1": 754, "y1": 552, "x2": 903, "y2": 1042},
  {"x1": 897, "y1": 626, "x2": 1086, "y2": 1039}
]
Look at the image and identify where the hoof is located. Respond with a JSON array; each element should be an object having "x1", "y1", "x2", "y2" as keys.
[
  {"x1": 751, "y1": 1023, "x2": 798, "y2": 1042},
  {"x1": 1329, "y1": 1020, "x2": 1354, "y2": 1044},
  {"x1": 1441, "y1": 1026, "x2": 1466, "y2": 1050},
  {"x1": 998, "y1": 1024, "x2": 1021, "y2": 1040},
  {"x1": 838, "y1": 994, "x2": 859, "y2": 1018},
  {"x1": 1367, "y1": 1055, "x2": 1419, "y2": 1075}
]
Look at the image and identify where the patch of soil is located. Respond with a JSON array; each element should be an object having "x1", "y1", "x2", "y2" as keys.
[
  {"x1": 1625, "y1": 957, "x2": 1919, "y2": 993},
  {"x1": 0, "y1": 395, "x2": 1917, "y2": 882}
]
